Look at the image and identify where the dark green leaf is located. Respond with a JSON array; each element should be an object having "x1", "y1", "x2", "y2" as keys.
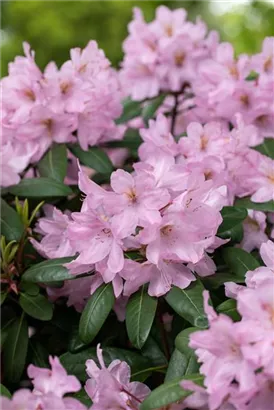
[
  {"x1": 22, "y1": 257, "x2": 75, "y2": 283},
  {"x1": 218, "y1": 223, "x2": 244, "y2": 242},
  {"x1": 71, "y1": 389, "x2": 92, "y2": 407},
  {"x1": 69, "y1": 326, "x2": 88, "y2": 353},
  {"x1": 165, "y1": 280, "x2": 208, "y2": 328},
  {"x1": 202, "y1": 271, "x2": 246, "y2": 289},
  {"x1": 79, "y1": 284, "x2": 115, "y2": 344},
  {"x1": 245, "y1": 70, "x2": 259, "y2": 81},
  {"x1": 69, "y1": 144, "x2": 113, "y2": 174},
  {"x1": 126, "y1": 286, "x2": 157, "y2": 349},
  {"x1": 0, "y1": 199, "x2": 24, "y2": 241},
  {"x1": 0, "y1": 292, "x2": 7, "y2": 306},
  {"x1": 140, "y1": 374, "x2": 204, "y2": 410},
  {"x1": 38, "y1": 144, "x2": 67, "y2": 181},
  {"x1": 235, "y1": 197, "x2": 274, "y2": 212},
  {"x1": 173, "y1": 327, "x2": 199, "y2": 377},
  {"x1": 3, "y1": 314, "x2": 28, "y2": 383},
  {"x1": 19, "y1": 293, "x2": 53, "y2": 321},
  {"x1": 60, "y1": 347, "x2": 150, "y2": 382},
  {"x1": 141, "y1": 336, "x2": 168, "y2": 367},
  {"x1": 142, "y1": 94, "x2": 166, "y2": 125},
  {"x1": 165, "y1": 345, "x2": 198, "y2": 382},
  {"x1": 8, "y1": 178, "x2": 72, "y2": 198},
  {"x1": 29, "y1": 340, "x2": 49, "y2": 368},
  {"x1": 116, "y1": 98, "x2": 142, "y2": 124},
  {"x1": 218, "y1": 206, "x2": 247, "y2": 235},
  {"x1": 0, "y1": 384, "x2": 11, "y2": 398},
  {"x1": 106, "y1": 128, "x2": 142, "y2": 154},
  {"x1": 253, "y1": 138, "x2": 274, "y2": 159},
  {"x1": 217, "y1": 299, "x2": 241, "y2": 321},
  {"x1": 222, "y1": 247, "x2": 260, "y2": 278},
  {"x1": 20, "y1": 281, "x2": 40, "y2": 296}
]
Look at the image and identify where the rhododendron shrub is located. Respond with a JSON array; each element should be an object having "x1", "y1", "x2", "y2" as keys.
[{"x1": 1, "y1": 6, "x2": 274, "y2": 410}]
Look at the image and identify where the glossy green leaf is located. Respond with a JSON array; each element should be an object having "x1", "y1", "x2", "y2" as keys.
[
  {"x1": 20, "y1": 281, "x2": 40, "y2": 296},
  {"x1": 69, "y1": 326, "x2": 88, "y2": 353},
  {"x1": 79, "y1": 283, "x2": 115, "y2": 343},
  {"x1": 253, "y1": 138, "x2": 274, "y2": 159},
  {"x1": 69, "y1": 144, "x2": 113, "y2": 174},
  {"x1": 107, "y1": 128, "x2": 142, "y2": 154},
  {"x1": 0, "y1": 384, "x2": 11, "y2": 398},
  {"x1": 234, "y1": 197, "x2": 274, "y2": 212},
  {"x1": 222, "y1": 247, "x2": 260, "y2": 278},
  {"x1": 245, "y1": 70, "x2": 259, "y2": 81},
  {"x1": 165, "y1": 346, "x2": 198, "y2": 382},
  {"x1": 126, "y1": 286, "x2": 157, "y2": 349},
  {"x1": 0, "y1": 199, "x2": 24, "y2": 241},
  {"x1": 165, "y1": 280, "x2": 208, "y2": 328},
  {"x1": 217, "y1": 299, "x2": 241, "y2": 321},
  {"x1": 29, "y1": 340, "x2": 49, "y2": 368},
  {"x1": 173, "y1": 327, "x2": 199, "y2": 377},
  {"x1": 3, "y1": 314, "x2": 28, "y2": 383},
  {"x1": 38, "y1": 143, "x2": 67, "y2": 181},
  {"x1": 0, "y1": 292, "x2": 7, "y2": 306},
  {"x1": 142, "y1": 94, "x2": 166, "y2": 125},
  {"x1": 19, "y1": 293, "x2": 53, "y2": 321},
  {"x1": 217, "y1": 206, "x2": 247, "y2": 237},
  {"x1": 8, "y1": 178, "x2": 72, "y2": 197},
  {"x1": 72, "y1": 389, "x2": 92, "y2": 407},
  {"x1": 22, "y1": 257, "x2": 75, "y2": 283},
  {"x1": 141, "y1": 336, "x2": 168, "y2": 367},
  {"x1": 60, "y1": 347, "x2": 150, "y2": 381},
  {"x1": 116, "y1": 97, "x2": 142, "y2": 124},
  {"x1": 140, "y1": 374, "x2": 204, "y2": 410}
]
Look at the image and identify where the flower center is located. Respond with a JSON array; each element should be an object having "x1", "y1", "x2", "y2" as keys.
[
  {"x1": 264, "y1": 56, "x2": 272, "y2": 73},
  {"x1": 174, "y1": 52, "x2": 185, "y2": 67},
  {"x1": 23, "y1": 88, "x2": 36, "y2": 101},
  {"x1": 164, "y1": 24, "x2": 173, "y2": 37},
  {"x1": 229, "y1": 65, "x2": 239, "y2": 79},
  {"x1": 160, "y1": 225, "x2": 173, "y2": 236},
  {"x1": 126, "y1": 188, "x2": 137, "y2": 203},
  {"x1": 240, "y1": 94, "x2": 250, "y2": 107},
  {"x1": 200, "y1": 135, "x2": 208, "y2": 151},
  {"x1": 42, "y1": 118, "x2": 53, "y2": 134},
  {"x1": 60, "y1": 81, "x2": 72, "y2": 94}
]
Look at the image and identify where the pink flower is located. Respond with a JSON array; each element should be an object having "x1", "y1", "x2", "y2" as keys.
[
  {"x1": 85, "y1": 344, "x2": 150, "y2": 409},
  {"x1": 28, "y1": 356, "x2": 81, "y2": 398},
  {"x1": 30, "y1": 206, "x2": 73, "y2": 259},
  {"x1": 240, "y1": 210, "x2": 268, "y2": 252},
  {"x1": 248, "y1": 155, "x2": 274, "y2": 202}
]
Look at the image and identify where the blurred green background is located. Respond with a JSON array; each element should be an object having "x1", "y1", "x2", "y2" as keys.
[{"x1": 1, "y1": 0, "x2": 274, "y2": 76}]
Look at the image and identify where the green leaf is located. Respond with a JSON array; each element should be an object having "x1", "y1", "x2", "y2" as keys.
[
  {"x1": 245, "y1": 70, "x2": 259, "y2": 81},
  {"x1": 60, "y1": 347, "x2": 150, "y2": 381},
  {"x1": 107, "y1": 128, "x2": 142, "y2": 154},
  {"x1": 234, "y1": 197, "x2": 274, "y2": 212},
  {"x1": 142, "y1": 94, "x2": 166, "y2": 125},
  {"x1": 8, "y1": 178, "x2": 72, "y2": 198},
  {"x1": 3, "y1": 314, "x2": 28, "y2": 383},
  {"x1": 222, "y1": 247, "x2": 260, "y2": 278},
  {"x1": 69, "y1": 326, "x2": 88, "y2": 353},
  {"x1": 126, "y1": 286, "x2": 157, "y2": 349},
  {"x1": 218, "y1": 206, "x2": 247, "y2": 236},
  {"x1": 202, "y1": 271, "x2": 246, "y2": 289},
  {"x1": 165, "y1": 280, "x2": 208, "y2": 328},
  {"x1": 38, "y1": 144, "x2": 67, "y2": 182},
  {"x1": 217, "y1": 299, "x2": 241, "y2": 321},
  {"x1": 253, "y1": 138, "x2": 274, "y2": 159},
  {"x1": 165, "y1": 347, "x2": 198, "y2": 382},
  {"x1": 22, "y1": 257, "x2": 75, "y2": 283},
  {"x1": 0, "y1": 199, "x2": 24, "y2": 241},
  {"x1": 79, "y1": 284, "x2": 115, "y2": 344},
  {"x1": 116, "y1": 97, "x2": 142, "y2": 124},
  {"x1": 20, "y1": 281, "x2": 40, "y2": 296},
  {"x1": 71, "y1": 389, "x2": 92, "y2": 407},
  {"x1": 141, "y1": 336, "x2": 168, "y2": 367},
  {"x1": 29, "y1": 340, "x2": 49, "y2": 368},
  {"x1": 172, "y1": 327, "x2": 199, "y2": 377},
  {"x1": 140, "y1": 374, "x2": 204, "y2": 410},
  {"x1": 69, "y1": 144, "x2": 113, "y2": 174},
  {"x1": 0, "y1": 384, "x2": 11, "y2": 398},
  {"x1": 19, "y1": 293, "x2": 53, "y2": 321},
  {"x1": 0, "y1": 292, "x2": 7, "y2": 306}
]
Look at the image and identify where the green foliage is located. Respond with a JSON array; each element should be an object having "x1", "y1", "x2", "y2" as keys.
[
  {"x1": 22, "y1": 256, "x2": 76, "y2": 283},
  {"x1": 8, "y1": 177, "x2": 73, "y2": 197},
  {"x1": 38, "y1": 144, "x2": 68, "y2": 182},
  {"x1": 69, "y1": 144, "x2": 113, "y2": 174},
  {"x1": 126, "y1": 285, "x2": 158, "y2": 349}
]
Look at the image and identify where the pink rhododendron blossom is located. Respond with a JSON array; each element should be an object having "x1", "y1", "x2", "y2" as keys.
[
  {"x1": 30, "y1": 205, "x2": 73, "y2": 259},
  {"x1": 239, "y1": 210, "x2": 268, "y2": 252},
  {"x1": 85, "y1": 344, "x2": 150, "y2": 409}
]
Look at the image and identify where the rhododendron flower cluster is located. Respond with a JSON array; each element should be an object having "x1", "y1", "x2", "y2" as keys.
[
  {"x1": 1, "y1": 5, "x2": 274, "y2": 410},
  {"x1": 1, "y1": 41, "x2": 124, "y2": 187}
]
